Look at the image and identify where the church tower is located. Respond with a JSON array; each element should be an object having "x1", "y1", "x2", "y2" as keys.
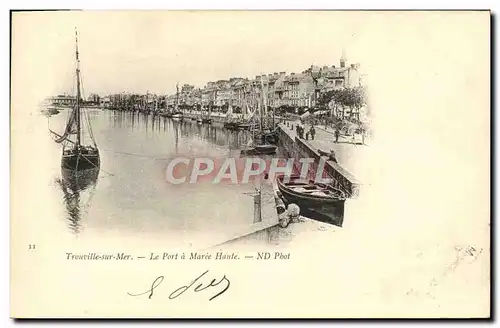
[{"x1": 340, "y1": 48, "x2": 347, "y2": 68}]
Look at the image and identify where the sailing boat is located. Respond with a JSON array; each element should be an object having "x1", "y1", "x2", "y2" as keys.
[
  {"x1": 196, "y1": 101, "x2": 203, "y2": 124},
  {"x1": 202, "y1": 90, "x2": 215, "y2": 124},
  {"x1": 171, "y1": 83, "x2": 183, "y2": 120},
  {"x1": 50, "y1": 29, "x2": 100, "y2": 171},
  {"x1": 237, "y1": 102, "x2": 258, "y2": 130},
  {"x1": 240, "y1": 76, "x2": 277, "y2": 155},
  {"x1": 223, "y1": 100, "x2": 240, "y2": 130}
]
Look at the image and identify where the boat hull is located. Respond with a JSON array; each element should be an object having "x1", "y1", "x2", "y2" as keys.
[
  {"x1": 237, "y1": 123, "x2": 258, "y2": 130},
  {"x1": 240, "y1": 144, "x2": 277, "y2": 156},
  {"x1": 61, "y1": 150, "x2": 100, "y2": 171},
  {"x1": 224, "y1": 122, "x2": 240, "y2": 130},
  {"x1": 276, "y1": 176, "x2": 346, "y2": 226},
  {"x1": 171, "y1": 113, "x2": 183, "y2": 120}
]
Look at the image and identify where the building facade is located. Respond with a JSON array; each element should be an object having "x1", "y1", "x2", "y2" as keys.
[
  {"x1": 101, "y1": 53, "x2": 362, "y2": 113},
  {"x1": 50, "y1": 95, "x2": 77, "y2": 106}
]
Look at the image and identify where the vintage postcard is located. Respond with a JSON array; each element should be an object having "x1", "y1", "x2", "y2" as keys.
[{"x1": 10, "y1": 10, "x2": 490, "y2": 318}]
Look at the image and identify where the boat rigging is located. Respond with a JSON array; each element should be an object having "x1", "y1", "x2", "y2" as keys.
[{"x1": 49, "y1": 28, "x2": 100, "y2": 171}]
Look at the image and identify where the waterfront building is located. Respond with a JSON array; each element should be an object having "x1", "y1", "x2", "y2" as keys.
[
  {"x1": 201, "y1": 85, "x2": 213, "y2": 108},
  {"x1": 166, "y1": 94, "x2": 177, "y2": 108},
  {"x1": 231, "y1": 79, "x2": 246, "y2": 108},
  {"x1": 99, "y1": 53, "x2": 361, "y2": 114},
  {"x1": 88, "y1": 93, "x2": 100, "y2": 105},
  {"x1": 101, "y1": 96, "x2": 111, "y2": 108},
  {"x1": 179, "y1": 84, "x2": 195, "y2": 106},
  {"x1": 50, "y1": 94, "x2": 77, "y2": 106},
  {"x1": 215, "y1": 80, "x2": 232, "y2": 108}
]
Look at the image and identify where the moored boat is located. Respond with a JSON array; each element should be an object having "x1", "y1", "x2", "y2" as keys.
[
  {"x1": 240, "y1": 143, "x2": 277, "y2": 156},
  {"x1": 49, "y1": 29, "x2": 100, "y2": 172},
  {"x1": 41, "y1": 107, "x2": 60, "y2": 117},
  {"x1": 276, "y1": 175, "x2": 347, "y2": 206},
  {"x1": 237, "y1": 122, "x2": 258, "y2": 130},
  {"x1": 223, "y1": 121, "x2": 240, "y2": 130},
  {"x1": 276, "y1": 175, "x2": 347, "y2": 225},
  {"x1": 171, "y1": 112, "x2": 183, "y2": 120},
  {"x1": 170, "y1": 84, "x2": 183, "y2": 120}
]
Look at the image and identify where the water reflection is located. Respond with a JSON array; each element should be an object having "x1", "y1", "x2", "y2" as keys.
[
  {"x1": 107, "y1": 111, "x2": 253, "y2": 154},
  {"x1": 55, "y1": 168, "x2": 99, "y2": 234},
  {"x1": 50, "y1": 110, "x2": 267, "y2": 239}
]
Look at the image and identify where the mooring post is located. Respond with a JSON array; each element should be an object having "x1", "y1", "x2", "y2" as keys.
[{"x1": 253, "y1": 190, "x2": 262, "y2": 223}]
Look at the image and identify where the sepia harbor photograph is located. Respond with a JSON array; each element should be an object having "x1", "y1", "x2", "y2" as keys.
[
  {"x1": 19, "y1": 11, "x2": 371, "y2": 248},
  {"x1": 10, "y1": 10, "x2": 490, "y2": 318}
]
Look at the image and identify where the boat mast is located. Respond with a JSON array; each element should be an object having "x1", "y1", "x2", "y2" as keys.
[
  {"x1": 175, "y1": 82, "x2": 179, "y2": 112},
  {"x1": 259, "y1": 77, "x2": 264, "y2": 133},
  {"x1": 213, "y1": 89, "x2": 217, "y2": 116},
  {"x1": 75, "y1": 28, "x2": 82, "y2": 148}
]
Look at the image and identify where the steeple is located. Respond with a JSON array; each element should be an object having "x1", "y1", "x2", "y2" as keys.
[{"x1": 340, "y1": 48, "x2": 347, "y2": 68}]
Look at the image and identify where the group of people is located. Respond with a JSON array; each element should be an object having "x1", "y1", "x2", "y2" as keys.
[
  {"x1": 286, "y1": 119, "x2": 345, "y2": 145},
  {"x1": 295, "y1": 123, "x2": 316, "y2": 141}
]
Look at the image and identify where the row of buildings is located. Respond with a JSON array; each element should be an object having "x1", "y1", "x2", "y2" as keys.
[
  {"x1": 45, "y1": 93, "x2": 100, "y2": 107},
  {"x1": 48, "y1": 54, "x2": 363, "y2": 112},
  {"x1": 163, "y1": 54, "x2": 362, "y2": 110}
]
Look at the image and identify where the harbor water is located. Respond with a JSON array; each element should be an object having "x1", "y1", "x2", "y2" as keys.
[{"x1": 43, "y1": 109, "x2": 285, "y2": 248}]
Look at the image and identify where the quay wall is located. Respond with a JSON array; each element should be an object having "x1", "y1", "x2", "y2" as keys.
[
  {"x1": 277, "y1": 124, "x2": 360, "y2": 198},
  {"x1": 212, "y1": 221, "x2": 280, "y2": 248},
  {"x1": 210, "y1": 179, "x2": 280, "y2": 248}
]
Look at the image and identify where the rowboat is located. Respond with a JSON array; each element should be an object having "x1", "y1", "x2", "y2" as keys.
[
  {"x1": 277, "y1": 175, "x2": 346, "y2": 205},
  {"x1": 276, "y1": 175, "x2": 347, "y2": 225},
  {"x1": 223, "y1": 121, "x2": 240, "y2": 130},
  {"x1": 240, "y1": 144, "x2": 277, "y2": 156}
]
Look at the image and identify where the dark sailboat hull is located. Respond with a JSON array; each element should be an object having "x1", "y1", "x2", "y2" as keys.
[
  {"x1": 237, "y1": 123, "x2": 258, "y2": 130},
  {"x1": 240, "y1": 144, "x2": 277, "y2": 156},
  {"x1": 62, "y1": 150, "x2": 100, "y2": 171},
  {"x1": 224, "y1": 122, "x2": 240, "y2": 130}
]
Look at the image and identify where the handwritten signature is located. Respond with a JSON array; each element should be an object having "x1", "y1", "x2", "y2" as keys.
[{"x1": 127, "y1": 270, "x2": 230, "y2": 301}]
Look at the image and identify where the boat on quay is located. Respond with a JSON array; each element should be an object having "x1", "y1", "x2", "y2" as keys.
[
  {"x1": 170, "y1": 83, "x2": 184, "y2": 120},
  {"x1": 240, "y1": 144, "x2": 277, "y2": 155},
  {"x1": 260, "y1": 127, "x2": 279, "y2": 144},
  {"x1": 237, "y1": 121, "x2": 258, "y2": 130},
  {"x1": 223, "y1": 101, "x2": 245, "y2": 130},
  {"x1": 223, "y1": 121, "x2": 240, "y2": 130},
  {"x1": 41, "y1": 107, "x2": 60, "y2": 117},
  {"x1": 240, "y1": 76, "x2": 277, "y2": 156},
  {"x1": 276, "y1": 175, "x2": 347, "y2": 225},
  {"x1": 49, "y1": 29, "x2": 100, "y2": 172},
  {"x1": 171, "y1": 112, "x2": 183, "y2": 120}
]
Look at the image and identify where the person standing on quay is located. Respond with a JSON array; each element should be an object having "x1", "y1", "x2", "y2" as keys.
[
  {"x1": 310, "y1": 125, "x2": 316, "y2": 140},
  {"x1": 334, "y1": 128, "x2": 340, "y2": 143}
]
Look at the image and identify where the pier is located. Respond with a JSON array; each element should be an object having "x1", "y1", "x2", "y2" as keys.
[{"x1": 277, "y1": 121, "x2": 361, "y2": 198}]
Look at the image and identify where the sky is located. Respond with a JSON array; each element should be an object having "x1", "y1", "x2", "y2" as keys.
[
  {"x1": 11, "y1": 10, "x2": 368, "y2": 98},
  {"x1": 11, "y1": 9, "x2": 489, "y2": 133}
]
